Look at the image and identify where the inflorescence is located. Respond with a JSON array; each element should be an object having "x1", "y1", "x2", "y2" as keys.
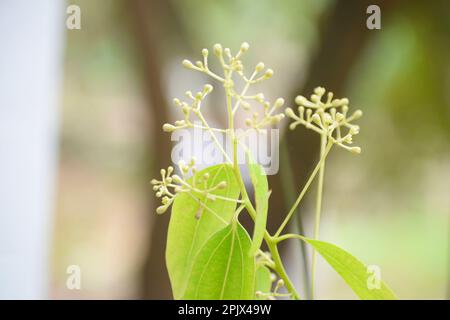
[
  {"x1": 285, "y1": 87, "x2": 363, "y2": 154},
  {"x1": 151, "y1": 158, "x2": 228, "y2": 215},
  {"x1": 152, "y1": 43, "x2": 362, "y2": 217}
]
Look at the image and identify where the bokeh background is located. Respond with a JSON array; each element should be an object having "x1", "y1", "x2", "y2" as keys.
[{"x1": 1, "y1": 0, "x2": 449, "y2": 299}]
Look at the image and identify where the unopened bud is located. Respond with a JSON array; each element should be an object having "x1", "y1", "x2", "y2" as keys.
[
  {"x1": 156, "y1": 205, "x2": 167, "y2": 214},
  {"x1": 285, "y1": 107, "x2": 295, "y2": 118},
  {"x1": 295, "y1": 95, "x2": 307, "y2": 105},
  {"x1": 336, "y1": 113, "x2": 345, "y2": 122},
  {"x1": 255, "y1": 62, "x2": 265, "y2": 72},
  {"x1": 255, "y1": 93, "x2": 265, "y2": 102},
  {"x1": 203, "y1": 84, "x2": 213, "y2": 94},
  {"x1": 173, "y1": 98, "x2": 181, "y2": 106},
  {"x1": 311, "y1": 94, "x2": 320, "y2": 103},
  {"x1": 241, "y1": 101, "x2": 251, "y2": 110},
  {"x1": 163, "y1": 124, "x2": 176, "y2": 132},
  {"x1": 264, "y1": 69, "x2": 274, "y2": 79},
  {"x1": 350, "y1": 125, "x2": 360, "y2": 135},
  {"x1": 314, "y1": 86, "x2": 326, "y2": 96},
  {"x1": 352, "y1": 110, "x2": 363, "y2": 120},
  {"x1": 182, "y1": 59, "x2": 194, "y2": 69},
  {"x1": 274, "y1": 98, "x2": 285, "y2": 108},
  {"x1": 172, "y1": 175, "x2": 182, "y2": 183},
  {"x1": 213, "y1": 43, "x2": 223, "y2": 56},
  {"x1": 311, "y1": 113, "x2": 321, "y2": 125},
  {"x1": 240, "y1": 42, "x2": 250, "y2": 52}
]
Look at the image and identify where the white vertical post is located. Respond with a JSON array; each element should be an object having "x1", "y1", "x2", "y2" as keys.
[{"x1": 0, "y1": 0, "x2": 64, "y2": 298}]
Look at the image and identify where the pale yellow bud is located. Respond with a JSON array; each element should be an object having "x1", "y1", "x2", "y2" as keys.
[
  {"x1": 255, "y1": 93, "x2": 265, "y2": 102},
  {"x1": 241, "y1": 101, "x2": 251, "y2": 110},
  {"x1": 173, "y1": 98, "x2": 181, "y2": 106},
  {"x1": 203, "y1": 84, "x2": 213, "y2": 94},
  {"x1": 156, "y1": 205, "x2": 167, "y2": 214},
  {"x1": 240, "y1": 42, "x2": 250, "y2": 52},
  {"x1": 352, "y1": 110, "x2": 363, "y2": 120},
  {"x1": 162, "y1": 124, "x2": 176, "y2": 132},
  {"x1": 182, "y1": 59, "x2": 194, "y2": 69},
  {"x1": 255, "y1": 62, "x2": 265, "y2": 72},
  {"x1": 274, "y1": 98, "x2": 285, "y2": 108},
  {"x1": 336, "y1": 113, "x2": 345, "y2": 122},
  {"x1": 314, "y1": 86, "x2": 326, "y2": 96},
  {"x1": 350, "y1": 125, "x2": 360, "y2": 135},
  {"x1": 285, "y1": 107, "x2": 295, "y2": 118},
  {"x1": 172, "y1": 175, "x2": 182, "y2": 183},
  {"x1": 350, "y1": 146, "x2": 361, "y2": 154},
  {"x1": 213, "y1": 43, "x2": 223, "y2": 56},
  {"x1": 295, "y1": 95, "x2": 307, "y2": 105},
  {"x1": 264, "y1": 69, "x2": 274, "y2": 79},
  {"x1": 311, "y1": 113, "x2": 321, "y2": 125}
]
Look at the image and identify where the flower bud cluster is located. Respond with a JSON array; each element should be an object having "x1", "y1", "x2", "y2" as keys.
[
  {"x1": 285, "y1": 87, "x2": 362, "y2": 154},
  {"x1": 151, "y1": 158, "x2": 227, "y2": 215}
]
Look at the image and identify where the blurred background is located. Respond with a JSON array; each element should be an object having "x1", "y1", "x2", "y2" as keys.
[{"x1": 0, "y1": 0, "x2": 449, "y2": 299}]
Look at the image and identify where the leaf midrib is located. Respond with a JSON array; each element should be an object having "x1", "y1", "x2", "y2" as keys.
[
  {"x1": 193, "y1": 227, "x2": 233, "y2": 298},
  {"x1": 181, "y1": 165, "x2": 225, "y2": 296},
  {"x1": 314, "y1": 242, "x2": 395, "y2": 299},
  {"x1": 219, "y1": 226, "x2": 236, "y2": 299}
]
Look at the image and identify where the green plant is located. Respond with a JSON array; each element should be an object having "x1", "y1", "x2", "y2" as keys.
[{"x1": 151, "y1": 42, "x2": 397, "y2": 300}]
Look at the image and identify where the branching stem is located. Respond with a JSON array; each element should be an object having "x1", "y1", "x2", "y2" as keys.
[
  {"x1": 311, "y1": 133, "x2": 327, "y2": 299},
  {"x1": 275, "y1": 140, "x2": 333, "y2": 237}
]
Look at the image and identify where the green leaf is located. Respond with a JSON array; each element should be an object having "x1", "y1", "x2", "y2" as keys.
[
  {"x1": 304, "y1": 238, "x2": 397, "y2": 300},
  {"x1": 166, "y1": 164, "x2": 240, "y2": 299},
  {"x1": 248, "y1": 163, "x2": 269, "y2": 256},
  {"x1": 183, "y1": 222, "x2": 256, "y2": 299},
  {"x1": 255, "y1": 265, "x2": 272, "y2": 299}
]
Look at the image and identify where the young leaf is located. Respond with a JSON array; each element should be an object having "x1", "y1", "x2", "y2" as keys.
[
  {"x1": 304, "y1": 238, "x2": 397, "y2": 300},
  {"x1": 183, "y1": 222, "x2": 256, "y2": 299},
  {"x1": 255, "y1": 265, "x2": 272, "y2": 299},
  {"x1": 166, "y1": 164, "x2": 240, "y2": 299},
  {"x1": 248, "y1": 163, "x2": 269, "y2": 256}
]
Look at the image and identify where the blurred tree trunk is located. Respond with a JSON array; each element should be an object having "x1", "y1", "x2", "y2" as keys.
[{"x1": 130, "y1": 0, "x2": 173, "y2": 299}]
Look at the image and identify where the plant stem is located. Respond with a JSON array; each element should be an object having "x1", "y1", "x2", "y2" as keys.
[
  {"x1": 196, "y1": 111, "x2": 232, "y2": 163},
  {"x1": 224, "y1": 74, "x2": 300, "y2": 300},
  {"x1": 275, "y1": 141, "x2": 333, "y2": 238},
  {"x1": 279, "y1": 139, "x2": 311, "y2": 298},
  {"x1": 275, "y1": 233, "x2": 306, "y2": 243},
  {"x1": 311, "y1": 133, "x2": 327, "y2": 299},
  {"x1": 266, "y1": 238, "x2": 300, "y2": 300},
  {"x1": 231, "y1": 155, "x2": 300, "y2": 300}
]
